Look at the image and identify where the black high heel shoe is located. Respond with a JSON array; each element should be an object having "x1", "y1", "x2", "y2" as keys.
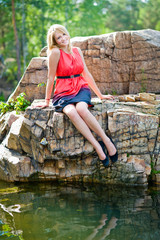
[
  {"x1": 98, "y1": 141, "x2": 109, "y2": 167},
  {"x1": 108, "y1": 136, "x2": 118, "y2": 163}
]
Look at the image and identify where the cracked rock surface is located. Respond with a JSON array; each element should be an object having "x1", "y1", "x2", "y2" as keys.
[
  {"x1": 71, "y1": 29, "x2": 160, "y2": 95},
  {"x1": 0, "y1": 97, "x2": 159, "y2": 186},
  {"x1": 9, "y1": 29, "x2": 160, "y2": 104}
]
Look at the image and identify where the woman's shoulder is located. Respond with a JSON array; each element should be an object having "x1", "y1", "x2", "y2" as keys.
[
  {"x1": 48, "y1": 48, "x2": 60, "y2": 58},
  {"x1": 72, "y1": 46, "x2": 81, "y2": 52},
  {"x1": 48, "y1": 48, "x2": 60, "y2": 56},
  {"x1": 72, "y1": 47, "x2": 83, "y2": 56}
]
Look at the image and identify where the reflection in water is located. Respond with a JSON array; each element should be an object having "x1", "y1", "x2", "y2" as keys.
[
  {"x1": 0, "y1": 203, "x2": 21, "y2": 216},
  {"x1": 0, "y1": 181, "x2": 160, "y2": 240},
  {"x1": 86, "y1": 214, "x2": 118, "y2": 240}
]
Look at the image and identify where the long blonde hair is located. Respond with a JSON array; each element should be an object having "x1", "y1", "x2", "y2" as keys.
[{"x1": 47, "y1": 24, "x2": 72, "y2": 56}]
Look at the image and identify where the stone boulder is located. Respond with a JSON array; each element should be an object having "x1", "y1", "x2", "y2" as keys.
[
  {"x1": 71, "y1": 29, "x2": 160, "y2": 95},
  {"x1": 8, "y1": 29, "x2": 160, "y2": 104},
  {"x1": 8, "y1": 57, "x2": 48, "y2": 102},
  {"x1": 0, "y1": 96, "x2": 160, "y2": 186}
]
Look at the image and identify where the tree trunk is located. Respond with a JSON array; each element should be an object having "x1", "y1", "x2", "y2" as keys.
[
  {"x1": 22, "y1": 0, "x2": 27, "y2": 71},
  {"x1": 11, "y1": 0, "x2": 21, "y2": 81}
]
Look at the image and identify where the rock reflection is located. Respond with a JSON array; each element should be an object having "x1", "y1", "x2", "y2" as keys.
[{"x1": 0, "y1": 182, "x2": 160, "y2": 240}]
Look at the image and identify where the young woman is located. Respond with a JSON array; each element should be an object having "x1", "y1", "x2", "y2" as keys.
[{"x1": 37, "y1": 24, "x2": 118, "y2": 167}]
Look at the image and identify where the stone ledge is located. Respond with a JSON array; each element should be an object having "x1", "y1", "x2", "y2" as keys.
[{"x1": 0, "y1": 97, "x2": 159, "y2": 186}]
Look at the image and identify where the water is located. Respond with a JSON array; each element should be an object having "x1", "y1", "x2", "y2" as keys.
[{"x1": 0, "y1": 181, "x2": 160, "y2": 240}]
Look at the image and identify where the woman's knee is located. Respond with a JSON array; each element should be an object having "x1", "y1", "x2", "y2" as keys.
[
  {"x1": 63, "y1": 104, "x2": 77, "y2": 120},
  {"x1": 76, "y1": 102, "x2": 89, "y2": 117}
]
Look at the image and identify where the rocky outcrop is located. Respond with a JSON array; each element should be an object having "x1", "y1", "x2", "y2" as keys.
[
  {"x1": 8, "y1": 57, "x2": 48, "y2": 103},
  {"x1": 71, "y1": 29, "x2": 160, "y2": 95},
  {"x1": 9, "y1": 29, "x2": 160, "y2": 103},
  {"x1": 1, "y1": 29, "x2": 160, "y2": 186},
  {"x1": 0, "y1": 94, "x2": 160, "y2": 186}
]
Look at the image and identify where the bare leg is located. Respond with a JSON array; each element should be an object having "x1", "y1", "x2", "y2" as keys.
[
  {"x1": 86, "y1": 214, "x2": 108, "y2": 240},
  {"x1": 63, "y1": 104, "x2": 106, "y2": 160},
  {"x1": 100, "y1": 217, "x2": 118, "y2": 240},
  {"x1": 76, "y1": 102, "x2": 116, "y2": 156}
]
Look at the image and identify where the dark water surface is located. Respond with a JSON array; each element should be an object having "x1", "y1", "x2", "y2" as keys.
[{"x1": 0, "y1": 181, "x2": 160, "y2": 240}]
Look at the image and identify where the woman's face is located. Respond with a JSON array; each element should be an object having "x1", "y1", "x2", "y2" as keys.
[{"x1": 54, "y1": 30, "x2": 70, "y2": 48}]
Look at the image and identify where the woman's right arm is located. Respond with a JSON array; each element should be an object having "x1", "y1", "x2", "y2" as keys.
[{"x1": 32, "y1": 48, "x2": 60, "y2": 108}]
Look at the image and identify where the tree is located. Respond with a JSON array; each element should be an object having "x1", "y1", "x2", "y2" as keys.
[
  {"x1": 22, "y1": 0, "x2": 27, "y2": 71},
  {"x1": 74, "y1": 0, "x2": 109, "y2": 36},
  {"x1": 11, "y1": 0, "x2": 21, "y2": 81},
  {"x1": 138, "y1": 0, "x2": 160, "y2": 31},
  {"x1": 105, "y1": 0, "x2": 144, "y2": 31}
]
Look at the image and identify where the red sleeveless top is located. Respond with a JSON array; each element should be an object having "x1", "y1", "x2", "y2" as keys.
[{"x1": 53, "y1": 47, "x2": 90, "y2": 102}]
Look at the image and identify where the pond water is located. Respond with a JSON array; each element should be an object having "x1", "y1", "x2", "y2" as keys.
[{"x1": 0, "y1": 181, "x2": 160, "y2": 240}]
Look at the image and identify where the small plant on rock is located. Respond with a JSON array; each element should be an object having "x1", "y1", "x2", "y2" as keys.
[
  {"x1": 111, "y1": 89, "x2": 117, "y2": 95},
  {"x1": 140, "y1": 68, "x2": 147, "y2": 93},
  {"x1": 0, "y1": 92, "x2": 5, "y2": 102},
  {"x1": 0, "y1": 92, "x2": 30, "y2": 114},
  {"x1": 38, "y1": 82, "x2": 46, "y2": 87},
  {"x1": 14, "y1": 93, "x2": 31, "y2": 112},
  {"x1": 38, "y1": 79, "x2": 56, "y2": 89}
]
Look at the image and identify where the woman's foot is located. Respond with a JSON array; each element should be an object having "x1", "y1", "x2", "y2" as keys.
[
  {"x1": 98, "y1": 141, "x2": 109, "y2": 167},
  {"x1": 108, "y1": 136, "x2": 118, "y2": 163}
]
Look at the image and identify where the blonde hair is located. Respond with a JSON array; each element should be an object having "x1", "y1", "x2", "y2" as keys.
[{"x1": 47, "y1": 24, "x2": 72, "y2": 56}]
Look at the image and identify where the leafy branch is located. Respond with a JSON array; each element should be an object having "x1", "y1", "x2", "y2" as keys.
[{"x1": 0, "y1": 93, "x2": 30, "y2": 114}]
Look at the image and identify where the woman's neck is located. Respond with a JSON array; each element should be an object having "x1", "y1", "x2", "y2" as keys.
[{"x1": 60, "y1": 46, "x2": 72, "y2": 54}]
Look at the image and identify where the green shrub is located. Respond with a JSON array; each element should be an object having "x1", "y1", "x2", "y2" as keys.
[
  {"x1": 150, "y1": 161, "x2": 160, "y2": 175},
  {"x1": 38, "y1": 82, "x2": 46, "y2": 87},
  {"x1": 0, "y1": 93, "x2": 30, "y2": 114},
  {"x1": 111, "y1": 89, "x2": 117, "y2": 95},
  {"x1": 0, "y1": 92, "x2": 5, "y2": 102}
]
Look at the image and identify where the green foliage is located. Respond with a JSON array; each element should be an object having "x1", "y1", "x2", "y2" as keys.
[
  {"x1": 2, "y1": 59, "x2": 18, "y2": 87},
  {"x1": 1, "y1": 222, "x2": 24, "y2": 239},
  {"x1": 105, "y1": 0, "x2": 144, "y2": 31},
  {"x1": 0, "y1": 186, "x2": 20, "y2": 194},
  {"x1": 0, "y1": 93, "x2": 30, "y2": 114},
  {"x1": 150, "y1": 161, "x2": 160, "y2": 175},
  {"x1": 138, "y1": 0, "x2": 160, "y2": 30},
  {"x1": 0, "y1": 93, "x2": 5, "y2": 102},
  {"x1": 14, "y1": 93, "x2": 31, "y2": 112},
  {"x1": 38, "y1": 82, "x2": 46, "y2": 87},
  {"x1": 38, "y1": 79, "x2": 56, "y2": 88},
  {"x1": 111, "y1": 89, "x2": 118, "y2": 95}
]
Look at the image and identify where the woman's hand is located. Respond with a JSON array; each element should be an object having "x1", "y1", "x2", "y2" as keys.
[
  {"x1": 100, "y1": 94, "x2": 115, "y2": 100},
  {"x1": 31, "y1": 100, "x2": 50, "y2": 109}
]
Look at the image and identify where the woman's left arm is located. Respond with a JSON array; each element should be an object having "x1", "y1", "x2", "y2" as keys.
[{"x1": 77, "y1": 47, "x2": 114, "y2": 100}]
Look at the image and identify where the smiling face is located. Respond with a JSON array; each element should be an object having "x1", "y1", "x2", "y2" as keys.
[
  {"x1": 54, "y1": 30, "x2": 70, "y2": 48},
  {"x1": 47, "y1": 24, "x2": 72, "y2": 55}
]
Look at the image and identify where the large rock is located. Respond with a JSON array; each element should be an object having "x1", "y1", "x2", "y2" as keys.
[
  {"x1": 0, "y1": 97, "x2": 160, "y2": 186},
  {"x1": 8, "y1": 29, "x2": 160, "y2": 104},
  {"x1": 71, "y1": 29, "x2": 160, "y2": 95},
  {"x1": 8, "y1": 57, "x2": 48, "y2": 102}
]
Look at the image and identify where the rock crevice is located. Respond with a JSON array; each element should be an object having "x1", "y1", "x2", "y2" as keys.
[{"x1": 0, "y1": 96, "x2": 160, "y2": 186}]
